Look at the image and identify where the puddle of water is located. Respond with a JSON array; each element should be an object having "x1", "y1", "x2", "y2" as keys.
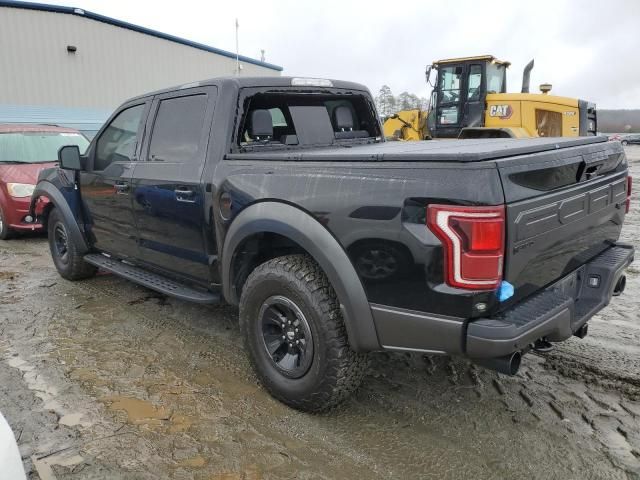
[
  {"x1": 102, "y1": 396, "x2": 171, "y2": 425},
  {"x1": 59, "y1": 413, "x2": 85, "y2": 427},
  {"x1": 176, "y1": 456, "x2": 207, "y2": 468}
]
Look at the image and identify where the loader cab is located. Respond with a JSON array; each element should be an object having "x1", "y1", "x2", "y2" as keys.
[{"x1": 426, "y1": 56, "x2": 509, "y2": 138}]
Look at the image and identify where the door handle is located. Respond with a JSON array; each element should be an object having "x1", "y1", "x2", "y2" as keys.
[
  {"x1": 175, "y1": 187, "x2": 196, "y2": 203},
  {"x1": 114, "y1": 182, "x2": 129, "y2": 194}
]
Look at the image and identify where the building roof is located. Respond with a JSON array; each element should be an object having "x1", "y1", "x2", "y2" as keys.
[{"x1": 0, "y1": 0, "x2": 283, "y2": 72}]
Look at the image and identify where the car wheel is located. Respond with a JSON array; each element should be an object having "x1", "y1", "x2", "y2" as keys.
[
  {"x1": 622, "y1": 140, "x2": 629, "y2": 146},
  {"x1": 0, "y1": 205, "x2": 14, "y2": 240},
  {"x1": 47, "y1": 208, "x2": 97, "y2": 280},
  {"x1": 240, "y1": 254, "x2": 368, "y2": 412}
]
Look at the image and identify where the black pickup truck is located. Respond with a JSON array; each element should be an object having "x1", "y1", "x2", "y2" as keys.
[{"x1": 30, "y1": 77, "x2": 634, "y2": 412}]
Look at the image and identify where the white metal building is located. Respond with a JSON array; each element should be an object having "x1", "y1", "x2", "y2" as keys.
[{"x1": 0, "y1": 0, "x2": 283, "y2": 135}]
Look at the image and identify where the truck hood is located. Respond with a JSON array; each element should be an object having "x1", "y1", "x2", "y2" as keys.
[{"x1": 228, "y1": 136, "x2": 608, "y2": 163}]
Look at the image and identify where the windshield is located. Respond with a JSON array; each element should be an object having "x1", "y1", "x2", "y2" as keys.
[
  {"x1": 486, "y1": 63, "x2": 506, "y2": 93},
  {"x1": 0, "y1": 131, "x2": 89, "y2": 163}
]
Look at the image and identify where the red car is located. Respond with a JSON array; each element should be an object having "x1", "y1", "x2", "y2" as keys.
[{"x1": 0, "y1": 124, "x2": 89, "y2": 239}]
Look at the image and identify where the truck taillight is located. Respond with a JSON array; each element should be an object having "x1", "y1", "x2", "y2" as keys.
[
  {"x1": 427, "y1": 204, "x2": 505, "y2": 290},
  {"x1": 626, "y1": 176, "x2": 633, "y2": 214}
]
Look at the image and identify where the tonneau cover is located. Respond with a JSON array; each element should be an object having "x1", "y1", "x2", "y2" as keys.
[{"x1": 227, "y1": 136, "x2": 608, "y2": 163}]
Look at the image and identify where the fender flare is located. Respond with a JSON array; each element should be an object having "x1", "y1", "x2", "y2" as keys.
[
  {"x1": 32, "y1": 182, "x2": 90, "y2": 254},
  {"x1": 221, "y1": 201, "x2": 380, "y2": 352}
]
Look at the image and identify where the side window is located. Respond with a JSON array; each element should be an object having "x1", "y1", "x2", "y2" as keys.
[
  {"x1": 95, "y1": 104, "x2": 145, "y2": 171},
  {"x1": 467, "y1": 65, "x2": 482, "y2": 101},
  {"x1": 148, "y1": 94, "x2": 207, "y2": 163}
]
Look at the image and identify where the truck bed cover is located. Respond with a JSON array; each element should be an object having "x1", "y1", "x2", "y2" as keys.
[{"x1": 228, "y1": 136, "x2": 608, "y2": 163}]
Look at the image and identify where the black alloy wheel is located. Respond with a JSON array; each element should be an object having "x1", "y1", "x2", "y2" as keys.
[
  {"x1": 259, "y1": 295, "x2": 314, "y2": 379},
  {"x1": 53, "y1": 223, "x2": 70, "y2": 265}
]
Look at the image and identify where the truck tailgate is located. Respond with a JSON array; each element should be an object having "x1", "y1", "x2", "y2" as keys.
[{"x1": 497, "y1": 139, "x2": 629, "y2": 306}]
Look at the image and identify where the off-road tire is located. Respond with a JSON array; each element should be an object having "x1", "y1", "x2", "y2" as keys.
[
  {"x1": 240, "y1": 254, "x2": 369, "y2": 412},
  {"x1": 0, "y1": 205, "x2": 14, "y2": 240},
  {"x1": 48, "y1": 208, "x2": 97, "y2": 280}
]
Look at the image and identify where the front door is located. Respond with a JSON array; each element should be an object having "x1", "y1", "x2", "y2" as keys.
[
  {"x1": 131, "y1": 87, "x2": 216, "y2": 281},
  {"x1": 435, "y1": 65, "x2": 464, "y2": 138},
  {"x1": 80, "y1": 102, "x2": 148, "y2": 259}
]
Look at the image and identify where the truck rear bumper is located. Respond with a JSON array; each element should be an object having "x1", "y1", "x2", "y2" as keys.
[{"x1": 466, "y1": 243, "x2": 635, "y2": 359}]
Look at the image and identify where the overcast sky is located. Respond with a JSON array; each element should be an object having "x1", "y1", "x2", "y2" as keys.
[{"x1": 38, "y1": 0, "x2": 640, "y2": 108}]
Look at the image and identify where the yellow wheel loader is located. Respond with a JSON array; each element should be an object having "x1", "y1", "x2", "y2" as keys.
[{"x1": 383, "y1": 55, "x2": 597, "y2": 140}]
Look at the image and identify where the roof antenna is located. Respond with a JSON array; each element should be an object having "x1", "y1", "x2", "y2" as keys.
[
  {"x1": 235, "y1": 18, "x2": 240, "y2": 75},
  {"x1": 261, "y1": 49, "x2": 265, "y2": 62}
]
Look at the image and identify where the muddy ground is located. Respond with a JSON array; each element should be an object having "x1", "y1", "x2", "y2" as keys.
[{"x1": 1, "y1": 147, "x2": 639, "y2": 480}]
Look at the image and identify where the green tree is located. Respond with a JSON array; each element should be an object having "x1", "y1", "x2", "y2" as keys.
[{"x1": 376, "y1": 85, "x2": 396, "y2": 117}]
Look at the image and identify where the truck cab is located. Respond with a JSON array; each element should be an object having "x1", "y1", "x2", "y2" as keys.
[{"x1": 426, "y1": 55, "x2": 509, "y2": 138}]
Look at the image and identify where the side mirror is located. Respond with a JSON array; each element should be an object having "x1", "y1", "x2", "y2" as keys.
[{"x1": 58, "y1": 145, "x2": 82, "y2": 171}]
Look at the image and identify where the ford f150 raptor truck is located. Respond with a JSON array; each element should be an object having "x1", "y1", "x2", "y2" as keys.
[{"x1": 30, "y1": 76, "x2": 634, "y2": 412}]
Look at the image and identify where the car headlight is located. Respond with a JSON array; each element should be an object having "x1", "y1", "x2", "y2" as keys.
[{"x1": 6, "y1": 183, "x2": 35, "y2": 198}]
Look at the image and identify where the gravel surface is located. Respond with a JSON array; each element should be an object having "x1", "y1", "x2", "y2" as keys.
[{"x1": 1, "y1": 146, "x2": 639, "y2": 480}]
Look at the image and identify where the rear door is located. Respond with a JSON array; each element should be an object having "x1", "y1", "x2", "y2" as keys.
[
  {"x1": 131, "y1": 86, "x2": 217, "y2": 281},
  {"x1": 80, "y1": 101, "x2": 149, "y2": 259}
]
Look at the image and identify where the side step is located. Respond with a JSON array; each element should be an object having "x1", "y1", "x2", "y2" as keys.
[{"x1": 84, "y1": 253, "x2": 221, "y2": 304}]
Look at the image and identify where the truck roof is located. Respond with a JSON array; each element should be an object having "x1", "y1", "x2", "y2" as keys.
[
  {"x1": 128, "y1": 77, "x2": 371, "y2": 102},
  {"x1": 228, "y1": 136, "x2": 611, "y2": 163}
]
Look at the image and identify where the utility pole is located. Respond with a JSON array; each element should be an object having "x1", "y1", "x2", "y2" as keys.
[{"x1": 235, "y1": 18, "x2": 240, "y2": 75}]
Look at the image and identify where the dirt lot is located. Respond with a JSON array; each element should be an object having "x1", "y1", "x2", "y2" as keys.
[{"x1": 1, "y1": 147, "x2": 639, "y2": 480}]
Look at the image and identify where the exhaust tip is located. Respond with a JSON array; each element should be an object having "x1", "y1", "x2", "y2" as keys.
[
  {"x1": 508, "y1": 351, "x2": 522, "y2": 376},
  {"x1": 473, "y1": 351, "x2": 522, "y2": 376},
  {"x1": 613, "y1": 275, "x2": 626, "y2": 296}
]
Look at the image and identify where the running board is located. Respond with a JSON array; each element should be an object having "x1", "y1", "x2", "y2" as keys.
[{"x1": 84, "y1": 253, "x2": 220, "y2": 304}]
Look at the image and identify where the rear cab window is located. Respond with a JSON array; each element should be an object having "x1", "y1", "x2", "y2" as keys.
[{"x1": 236, "y1": 90, "x2": 381, "y2": 151}]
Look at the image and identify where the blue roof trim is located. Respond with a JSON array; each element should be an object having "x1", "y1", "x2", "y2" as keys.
[
  {"x1": 0, "y1": 104, "x2": 109, "y2": 128},
  {"x1": 0, "y1": 0, "x2": 284, "y2": 72}
]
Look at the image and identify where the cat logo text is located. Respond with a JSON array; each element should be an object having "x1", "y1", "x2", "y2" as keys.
[{"x1": 488, "y1": 104, "x2": 513, "y2": 120}]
